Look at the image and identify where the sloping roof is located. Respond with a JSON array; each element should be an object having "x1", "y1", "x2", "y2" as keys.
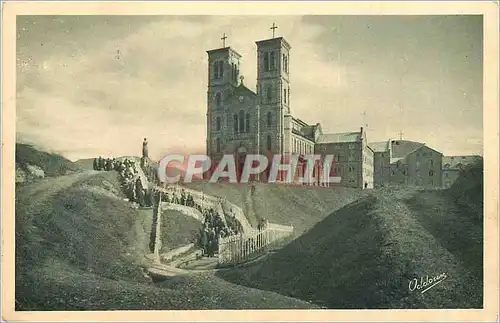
[
  {"x1": 369, "y1": 141, "x2": 391, "y2": 152},
  {"x1": 233, "y1": 84, "x2": 257, "y2": 97},
  {"x1": 390, "y1": 140, "x2": 425, "y2": 158},
  {"x1": 316, "y1": 131, "x2": 361, "y2": 144},
  {"x1": 442, "y1": 155, "x2": 483, "y2": 170}
]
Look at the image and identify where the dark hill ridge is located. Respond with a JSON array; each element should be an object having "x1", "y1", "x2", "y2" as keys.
[
  {"x1": 217, "y1": 168, "x2": 483, "y2": 309},
  {"x1": 16, "y1": 143, "x2": 81, "y2": 177}
]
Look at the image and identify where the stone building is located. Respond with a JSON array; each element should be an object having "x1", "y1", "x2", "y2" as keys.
[
  {"x1": 442, "y1": 155, "x2": 483, "y2": 188},
  {"x1": 205, "y1": 32, "x2": 373, "y2": 188},
  {"x1": 314, "y1": 128, "x2": 374, "y2": 188},
  {"x1": 369, "y1": 139, "x2": 443, "y2": 188}
]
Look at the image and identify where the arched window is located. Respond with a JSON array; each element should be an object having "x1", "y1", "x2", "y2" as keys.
[
  {"x1": 284, "y1": 89, "x2": 287, "y2": 103},
  {"x1": 267, "y1": 135, "x2": 272, "y2": 151},
  {"x1": 270, "y1": 52, "x2": 275, "y2": 70},
  {"x1": 239, "y1": 110, "x2": 245, "y2": 132},
  {"x1": 266, "y1": 85, "x2": 272, "y2": 101},
  {"x1": 267, "y1": 111, "x2": 272, "y2": 127},
  {"x1": 283, "y1": 54, "x2": 286, "y2": 71},
  {"x1": 216, "y1": 116, "x2": 221, "y2": 131},
  {"x1": 213, "y1": 61, "x2": 219, "y2": 79},
  {"x1": 284, "y1": 55, "x2": 288, "y2": 73},
  {"x1": 245, "y1": 113, "x2": 250, "y2": 132},
  {"x1": 264, "y1": 53, "x2": 269, "y2": 72},
  {"x1": 216, "y1": 137, "x2": 221, "y2": 153},
  {"x1": 218, "y1": 61, "x2": 224, "y2": 79},
  {"x1": 215, "y1": 92, "x2": 221, "y2": 107},
  {"x1": 234, "y1": 114, "x2": 238, "y2": 132}
]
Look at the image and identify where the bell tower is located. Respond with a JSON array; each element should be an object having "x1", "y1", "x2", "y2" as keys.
[
  {"x1": 206, "y1": 34, "x2": 242, "y2": 158},
  {"x1": 256, "y1": 24, "x2": 291, "y2": 156}
]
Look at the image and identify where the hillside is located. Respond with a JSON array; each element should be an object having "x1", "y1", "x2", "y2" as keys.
[
  {"x1": 446, "y1": 159, "x2": 483, "y2": 220},
  {"x1": 160, "y1": 209, "x2": 202, "y2": 253},
  {"x1": 15, "y1": 143, "x2": 81, "y2": 183},
  {"x1": 218, "y1": 184, "x2": 483, "y2": 308},
  {"x1": 184, "y1": 182, "x2": 369, "y2": 234},
  {"x1": 15, "y1": 170, "x2": 316, "y2": 310}
]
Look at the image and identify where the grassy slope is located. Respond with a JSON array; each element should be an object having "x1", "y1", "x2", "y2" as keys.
[
  {"x1": 184, "y1": 182, "x2": 368, "y2": 234},
  {"x1": 160, "y1": 209, "x2": 202, "y2": 252},
  {"x1": 15, "y1": 171, "x2": 315, "y2": 310},
  {"x1": 16, "y1": 143, "x2": 81, "y2": 177},
  {"x1": 218, "y1": 181, "x2": 483, "y2": 308}
]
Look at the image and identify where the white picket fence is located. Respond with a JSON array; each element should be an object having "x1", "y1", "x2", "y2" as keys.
[{"x1": 218, "y1": 224, "x2": 294, "y2": 266}]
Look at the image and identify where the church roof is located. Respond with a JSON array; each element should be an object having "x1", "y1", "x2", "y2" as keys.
[
  {"x1": 233, "y1": 83, "x2": 257, "y2": 97},
  {"x1": 390, "y1": 140, "x2": 426, "y2": 158},
  {"x1": 442, "y1": 155, "x2": 482, "y2": 170},
  {"x1": 316, "y1": 131, "x2": 361, "y2": 144},
  {"x1": 369, "y1": 141, "x2": 392, "y2": 152},
  {"x1": 255, "y1": 37, "x2": 291, "y2": 50},
  {"x1": 206, "y1": 47, "x2": 242, "y2": 58}
]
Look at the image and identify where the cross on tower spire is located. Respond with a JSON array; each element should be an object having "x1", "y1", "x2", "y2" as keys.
[
  {"x1": 221, "y1": 33, "x2": 227, "y2": 47},
  {"x1": 270, "y1": 22, "x2": 278, "y2": 38}
]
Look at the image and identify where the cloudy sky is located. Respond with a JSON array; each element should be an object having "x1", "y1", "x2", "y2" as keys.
[{"x1": 16, "y1": 15, "x2": 483, "y2": 161}]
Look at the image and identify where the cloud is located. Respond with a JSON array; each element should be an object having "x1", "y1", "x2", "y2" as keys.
[{"x1": 16, "y1": 15, "x2": 483, "y2": 161}]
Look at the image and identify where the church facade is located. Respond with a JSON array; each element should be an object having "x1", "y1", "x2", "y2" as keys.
[{"x1": 205, "y1": 33, "x2": 374, "y2": 188}]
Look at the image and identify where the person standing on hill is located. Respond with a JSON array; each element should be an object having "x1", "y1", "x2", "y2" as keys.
[
  {"x1": 93, "y1": 158, "x2": 98, "y2": 171},
  {"x1": 142, "y1": 138, "x2": 148, "y2": 159}
]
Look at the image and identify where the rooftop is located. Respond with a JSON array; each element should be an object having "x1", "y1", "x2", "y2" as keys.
[
  {"x1": 443, "y1": 155, "x2": 483, "y2": 169},
  {"x1": 206, "y1": 47, "x2": 242, "y2": 58},
  {"x1": 255, "y1": 37, "x2": 291, "y2": 50},
  {"x1": 316, "y1": 131, "x2": 361, "y2": 144}
]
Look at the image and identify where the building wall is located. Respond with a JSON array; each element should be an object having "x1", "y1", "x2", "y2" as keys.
[
  {"x1": 442, "y1": 169, "x2": 461, "y2": 188},
  {"x1": 405, "y1": 146, "x2": 443, "y2": 188},
  {"x1": 373, "y1": 151, "x2": 391, "y2": 187},
  {"x1": 315, "y1": 141, "x2": 365, "y2": 188},
  {"x1": 362, "y1": 145, "x2": 374, "y2": 189}
]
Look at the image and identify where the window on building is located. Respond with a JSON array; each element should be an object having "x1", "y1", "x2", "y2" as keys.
[
  {"x1": 245, "y1": 113, "x2": 250, "y2": 132},
  {"x1": 239, "y1": 110, "x2": 245, "y2": 132},
  {"x1": 267, "y1": 85, "x2": 272, "y2": 101},
  {"x1": 233, "y1": 114, "x2": 238, "y2": 132},
  {"x1": 216, "y1": 116, "x2": 221, "y2": 131},
  {"x1": 284, "y1": 89, "x2": 287, "y2": 103},
  {"x1": 264, "y1": 52, "x2": 270, "y2": 72},
  {"x1": 218, "y1": 61, "x2": 224, "y2": 79},
  {"x1": 213, "y1": 61, "x2": 219, "y2": 79},
  {"x1": 270, "y1": 52, "x2": 275, "y2": 70},
  {"x1": 267, "y1": 111, "x2": 272, "y2": 127},
  {"x1": 429, "y1": 170, "x2": 434, "y2": 176},
  {"x1": 216, "y1": 137, "x2": 221, "y2": 153},
  {"x1": 215, "y1": 92, "x2": 221, "y2": 107},
  {"x1": 430, "y1": 159, "x2": 434, "y2": 167},
  {"x1": 285, "y1": 55, "x2": 288, "y2": 73},
  {"x1": 267, "y1": 135, "x2": 272, "y2": 151}
]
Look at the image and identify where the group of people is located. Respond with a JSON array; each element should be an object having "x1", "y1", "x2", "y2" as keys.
[
  {"x1": 159, "y1": 189, "x2": 196, "y2": 207},
  {"x1": 153, "y1": 188, "x2": 242, "y2": 257},
  {"x1": 93, "y1": 156, "x2": 154, "y2": 208},
  {"x1": 93, "y1": 156, "x2": 120, "y2": 171}
]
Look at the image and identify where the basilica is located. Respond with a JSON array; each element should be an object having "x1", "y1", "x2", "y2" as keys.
[{"x1": 205, "y1": 29, "x2": 374, "y2": 188}]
